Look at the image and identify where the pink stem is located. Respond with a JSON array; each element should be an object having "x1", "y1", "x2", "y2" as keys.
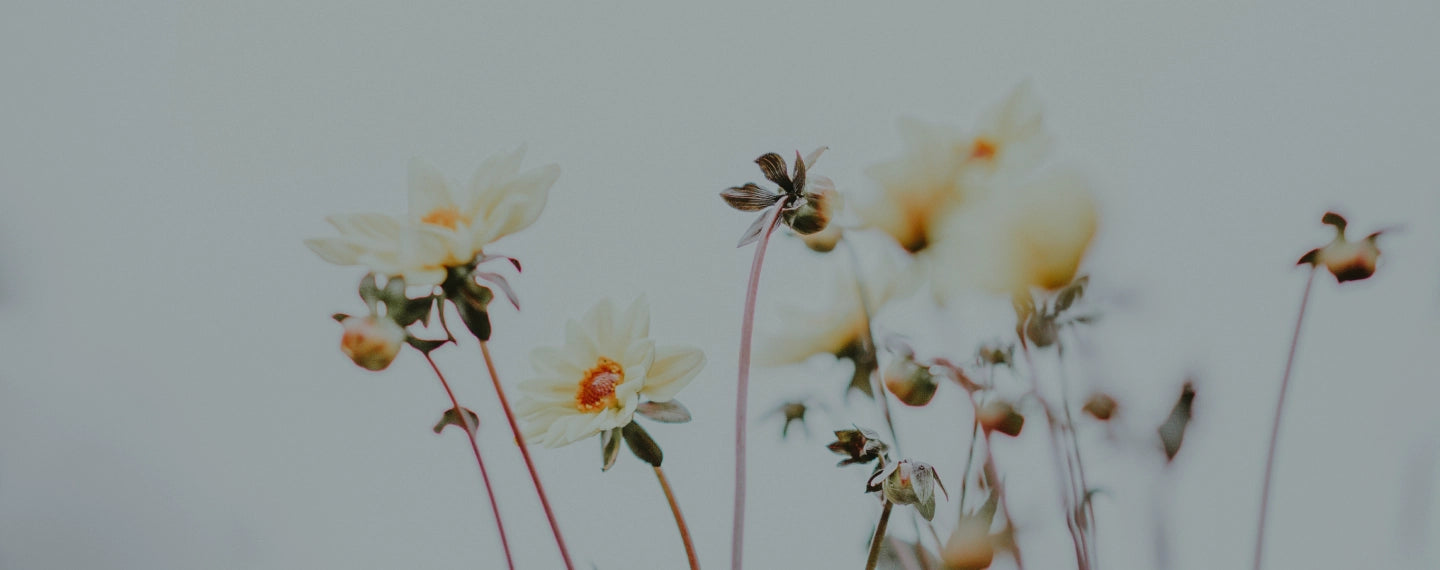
[
  {"x1": 478, "y1": 340, "x2": 576, "y2": 570},
  {"x1": 731, "y1": 203, "x2": 787, "y2": 570},
  {"x1": 1253, "y1": 268, "x2": 1317, "y2": 570},
  {"x1": 422, "y1": 352, "x2": 516, "y2": 570}
]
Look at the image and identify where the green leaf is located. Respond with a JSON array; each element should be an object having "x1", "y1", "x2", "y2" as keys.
[
  {"x1": 621, "y1": 421, "x2": 663, "y2": 467},
  {"x1": 600, "y1": 427, "x2": 623, "y2": 471},
  {"x1": 358, "y1": 273, "x2": 380, "y2": 312},
  {"x1": 405, "y1": 335, "x2": 448, "y2": 355},
  {"x1": 382, "y1": 275, "x2": 407, "y2": 306},
  {"x1": 451, "y1": 284, "x2": 495, "y2": 341},
  {"x1": 432, "y1": 407, "x2": 479, "y2": 436},
  {"x1": 392, "y1": 295, "x2": 435, "y2": 328},
  {"x1": 636, "y1": 400, "x2": 692, "y2": 423}
]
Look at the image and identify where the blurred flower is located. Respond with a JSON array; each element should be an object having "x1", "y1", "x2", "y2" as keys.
[
  {"x1": 764, "y1": 400, "x2": 813, "y2": 439},
  {"x1": 827, "y1": 426, "x2": 888, "y2": 467},
  {"x1": 1298, "y1": 212, "x2": 1385, "y2": 283},
  {"x1": 883, "y1": 352, "x2": 938, "y2": 407},
  {"x1": 338, "y1": 314, "x2": 405, "y2": 371},
  {"x1": 517, "y1": 297, "x2": 705, "y2": 448},
  {"x1": 861, "y1": 83, "x2": 1049, "y2": 254},
  {"x1": 929, "y1": 169, "x2": 1098, "y2": 298},
  {"x1": 1082, "y1": 393, "x2": 1117, "y2": 421},
  {"x1": 720, "y1": 147, "x2": 834, "y2": 246},
  {"x1": 306, "y1": 147, "x2": 559, "y2": 285},
  {"x1": 873, "y1": 459, "x2": 948, "y2": 521},
  {"x1": 941, "y1": 516, "x2": 997, "y2": 570},
  {"x1": 977, "y1": 400, "x2": 1025, "y2": 437},
  {"x1": 789, "y1": 186, "x2": 846, "y2": 252}
]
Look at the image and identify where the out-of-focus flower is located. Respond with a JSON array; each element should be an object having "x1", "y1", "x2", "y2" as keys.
[
  {"x1": 1298, "y1": 212, "x2": 1385, "y2": 283},
  {"x1": 929, "y1": 169, "x2": 1098, "y2": 298},
  {"x1": 873, "y1": 459, "x2": 948, "y2": 521},
  {"x1": 517, "y1": 297, "x2": 705, "y2": 448},
  {"x1": 1082, "y1": 393, "x2": 1117, "y2": 421},
  {"x1": 338, "y1": 314, "x2": 406, "y2": 371},
  {"x1": 978, "y1": 400, "x2": 1025, "y2": 436},
  {"x1": 883, "y1": 352, "x2": 938, "y2": 407},
  {"x1": 827, "y1": 426, "x2": 889, "y2": 467},
  {"x1": 861, "y1": 83, "x2": 1049, "y2": 254},
  {"x1": 764, "y1": 400, "x2": 813, "y2": 439},
  {"x1": 720, "y1": 147, "x2": 833, "y2": 246},
  {"x1": 790, "y1": 187, "x2": 846, "y2": 252},
  {"x1": 306, "y1": 147, "x2": 559, "y2": 285},
  {"x1": 942, "y1": 516, "x2": 997, "y2": 570}
]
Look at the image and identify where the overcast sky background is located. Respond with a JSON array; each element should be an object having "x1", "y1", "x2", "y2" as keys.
[{"x1": 3, "y1": 1, "x2": 1439, "y2": 569}]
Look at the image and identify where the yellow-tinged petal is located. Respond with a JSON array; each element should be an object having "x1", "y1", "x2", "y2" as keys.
[
  {"x1": 407, "y1": 157, "x2": 457, "y2": 224},
  {"x1": 640, "y1": 345, "x2": 705, "y2": 402},
  {"x1": 305, "y1": 238, "x2": 363, "y2": 265}
]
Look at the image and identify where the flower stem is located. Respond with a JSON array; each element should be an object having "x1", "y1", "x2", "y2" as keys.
[
  {"x1": 864, "y1": 501, "x2": 895, "y2": 570},
  {"x1": 732, "y1": 202, "x2": 786, "y2": 570},
  {"x1": 1019, "y1": 339, "x2": 1090, "y2": 570},
  {"x1": 841, "y1": 237, "x2": 902, "y2": 454},
  {"x1": 654, "y1": 466, "x2": 701, "y2": 570},
  {"x1": 1056, "y1": 341, "x2": 1097, "y2": 568},
  {"x1": 422, "y1": 352, "x2": 515, "y2": 570},
  {"x1": 1253, "y1": 268, "x2": 1318, "y2": 570},
  {"x1": 965, "y1": 389, "x2": 1025, "y2": 570},
  {"x1": 478, "y1": 340, "x2": 575, "y2": 570}
]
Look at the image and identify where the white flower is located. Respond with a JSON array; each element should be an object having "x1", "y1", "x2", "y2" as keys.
[
  {"x1": 929, "y1": 169, "x2": 1099, "y2": 297},
  {"x1": 517, "y1": 298, "x2": 706, "y2": 448},
  {"x1": 305, "y1": 146, "x2": 559, "y2": 285},
  {"x1": 756, "y1": 255, "x2": 909, "y2": 367},
  {"x1": 860, "y1": 82, "x2": 1050, "y2": 254},
  {"x1": 339, "y1": 315, "x2": 406, "y2": 371}
]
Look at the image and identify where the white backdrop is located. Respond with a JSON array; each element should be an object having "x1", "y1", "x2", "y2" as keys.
[{"x1": 2, "y1": 1, "x2": 1438, "y2": 568}]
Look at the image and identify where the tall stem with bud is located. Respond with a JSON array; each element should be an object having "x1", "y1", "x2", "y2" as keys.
[{"x1": 1253, "y1": 268, "x2": 1318, "y2": 570}]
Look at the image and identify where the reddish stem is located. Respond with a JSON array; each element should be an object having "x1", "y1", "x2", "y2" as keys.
[
  {"x1": 1019, "y1": 339, "x2": 1090, "y2": 570},
  {"x1": 1253, "y1": 268, "x2": 1317, "y2": 570},
  {"x1": 732, "y1": 203, "x2": 787, "y2": 570},
  {"x1": 422, "y1": 352, "x2": 515, "y2": 570},
  {"x1": 478, "y1": 340, "x2": 576, "y2": 570},
  {"x1": 655, "y1": 466, "x2": 701, "y2": 570}
]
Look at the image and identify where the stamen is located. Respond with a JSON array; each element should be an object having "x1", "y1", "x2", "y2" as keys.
[{"x1": 575, "y1": 357, "x2": 625, "y2": 412}]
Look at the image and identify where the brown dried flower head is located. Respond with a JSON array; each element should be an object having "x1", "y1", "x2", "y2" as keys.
[
  {"x1": 720, "y1": 148, "x2": 833, "y2": 247},
  {"x1": 1297, "y1": 212, "x2": 1386, "y2": 283},
  {"x1": 827, "y1": 426, "x2": 888, "y2": 467}
]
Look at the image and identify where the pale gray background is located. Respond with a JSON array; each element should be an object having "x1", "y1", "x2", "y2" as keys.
[{"x1": 2, "y1": 1, "x2": 1438, "y2": 568}]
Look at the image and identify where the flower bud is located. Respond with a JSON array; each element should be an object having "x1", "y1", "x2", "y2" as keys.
[
  {"x1": 978, "y1": 401, "x2": 1024, "y2": 436},
  {"x1": 1082, "y1": 393, "x2": 1117, "y2": 420},
  {"x1": 1298, "y1": 212, "x2": 1385, "y2": 283},
  {"x1": 876, "y1": 459, "x2": 947, "y2": 521},
  {"x1": 340, "y1": 315, "x2": 405, "y2": 371},
  {"x1": 783, "y1": 187, "x2": 839, "y2": 235},
  {"x1": 884, "y1": 356, "x2": 939, "y2": 406},
  {"x1": 941, "y1": 516, "x2": 996, "y2": 570},
  {"x1": 827, "y1": 427, "x2": 888, "y2": 467},
  {"x1": 799, "y1": 223, "x2": 843, "y2": 252}
]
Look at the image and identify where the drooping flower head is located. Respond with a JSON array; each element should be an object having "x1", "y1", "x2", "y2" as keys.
[
  {"x1": 517, "y1": 297, "x2": 706, "y2": 449},
  {"x1": 306, "y1": 146, "x2": 559, "y2": 286},
  {"x1": 1297, "y1": 211, "x2": 1386, "y2": 283},
  {"x1": 871, "y1": 458, "x2": 948, "y2": 521}
]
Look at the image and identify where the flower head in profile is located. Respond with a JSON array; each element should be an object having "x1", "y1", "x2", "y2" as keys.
[
  {"x1": 517, "y1": 297, "x2": 705, "y2": 449},
  {"x1": 861, "y1": 82, "x2": 1049, "y2": 254},
  {"x1": 306, "y1": 146, "x2": 559, "y2": 285},
  {"x1": 720, "y1": 147, "x2": 834, "y2": 247},
  {"x1": 871, "y1": 458, "x2": 948, "y2": 521},
  {"x1": 1298, "y1": 212, "x2": 1387, "y2": 283}
]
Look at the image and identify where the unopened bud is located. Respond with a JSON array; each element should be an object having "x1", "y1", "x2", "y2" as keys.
[
  {"x1": 1298, "y1": 211, "x2": 1385, "y2": 283},
  {"x1": 884, "y1": 356, "x2": 938, "y2": 406},
  {"x1": 799, "y1": 223, "x2": 843, "y2": 252},
  {"x1": 978, "y1": 401, "x2": 1024, "y2": 436},
  {"x1": 875, "y1": 459, "x2": 947, "y2": 521},
  {"x1": 340, "y1": 315, "x2": 405, "y2": 371},
  {"x1": 1082, "y1": 393, "x2": 1117, "y2": 420},
  {"x1": 783, "y1": 187, "x2": 839, "y2": 235},
  {"x1": 941, "y1": 516, "x2": 996, "y2": 570}
]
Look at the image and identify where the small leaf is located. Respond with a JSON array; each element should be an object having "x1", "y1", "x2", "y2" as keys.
[
  {"x1": 331, "y1": 312, "x2": 351, "y2": 323},
  {"x1": 600, "y1": 427, "x2": 623, "y2": 471},
  {"x1": 755, "y1": 152, "x2": 792, "y2": 192},
  {"x1": 621, "y1": 421, "x2": 663, "y2": 467},
  {"x1": 1158, "y1": 382, "x2": 1196, "y2": 461},
  {"x1": 1297, "y1": 247, "x2": 1320, "y2": 266},
  {"x1": 451, "y1": 285, "x2": 494, "y2": 341},
  {"x1": 392, "y1": 295, "x2": 436, "y2": 328},
  {"x1": 636, "y1": 400, "x2": 692, "y2": 423},
  {"x1": 1321, "y1": 211, "x2": 1348, "y2": 233},
  {"x1": 433, "y1": 407, "x2": 479, "y2": 436},
  {"x1": 359, "y1": 273, "x2": 380, "y2": 311},
  {"x1": 405, "y1": 335, "x2": 449, "y2": 355},
  {"x1": 735, "y1": 210, "x2": 772, "y2": 248},
  {"x1": 475, "y1": 272, "x2": 520, "y2": 311},
  {"x1": 720, "y1": 183, "x2": 782, "y2": 211},
  {"x1": 381, "y1": 275, "x2": 407, "y2": 307}
]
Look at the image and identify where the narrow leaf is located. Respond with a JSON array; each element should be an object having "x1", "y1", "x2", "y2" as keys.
[
  {"x1": 476, "y1": 252, "x2": 523, "y2": 273},
  {"x1": 432, "y1": 407, "x2": 479, "y2": 436},
  {"x1": 720, "y1": 183, "x2": 782, "y2": 211},
  {"x1": 621, "y1": 421, "x2": 663, "y2": 467},
  {"x1": 600, "y1": 427, "x2": 623, "y2": 471},
  {"x1": 476, "y1": 271, "x2": 521, "y2": 311},
  {"x1": 736, "y1": 210, "x2": 771, "y2": 248},
  {"x1": 405, "y1": 335, "x2": 448, "y2": 355},
  {"x1": 331, "y1": 312, "x2": 351, "y2": 323},
  {"x1": 636, "y1": 400, "x2": 692, "y2": 423},
  {"x1": 1297, "y1": 248, "x2": 1320, "y2": 266},
  {"x1": 358, "y1": 273, "x2": 380, "y2": 311},
  {"x1": 755, "y1": 152, "x2": 792, "y2": 192}
]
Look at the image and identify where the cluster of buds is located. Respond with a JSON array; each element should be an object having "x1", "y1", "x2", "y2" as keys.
[
  {"x1": 1298, "y1": 212, "x2": 1385, "y2": 283},
  {"x1": 332, "y1": 274, "x2": 438, "y2": 371}
]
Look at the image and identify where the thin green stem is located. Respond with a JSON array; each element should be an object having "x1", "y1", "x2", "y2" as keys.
[
  {"x1": 1253, "y1": 268, "x2": 1318, "y2": 570},
  {"x1": 421, "y1": 352, "x2": 515, "y2": 570},
  {"x1": 865, "y1": 502, "x2": 895, "y2": 570}
]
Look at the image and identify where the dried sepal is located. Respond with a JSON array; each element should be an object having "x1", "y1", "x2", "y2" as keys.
[
  {"x1": 1054, "y1": 275, "x2": 1089, "y2": 312},
  {"x1": 790, "y1": 150, "x2": 807, "y2": 196},
  {"x1": 978, "y1": 401, "x2": 1024, "y2": 436},
  {"x1": 621, "y1": 421, "x2": 664, "y2": 467},
  {"x1": 755, "y1": 152, "x2": 792, "y2": 192},
  {"x1": 600, "y1": 427, "x2": 623, "y2": 471},
  {"x1": 432, "y1": 406, "x2": 480, "y2": 436},
  {"x1": 720, "y1": 183, "x2": 783, "y2": 211},
  {"x1": 1321, "y1": 211, "x2": 1348, "y2": 232},
  {"x1": 1082, "y1": 393, "x2": 1117, "y2": 420},
  {"x1": 736, "y1": 210, "x2": 772, "y2": 248},
  {"x1": 827, "y1": 426, "x2": 888, "y2": 467},
  {"x1": 475, "y1": 271, "x2": 520, "y2": 311},
  {"x1": 883, "y1": 354, "x2": 938, "y2": 407},
  {"x1": 636, "y1": 400, "x2": 692, "y2": 423}
]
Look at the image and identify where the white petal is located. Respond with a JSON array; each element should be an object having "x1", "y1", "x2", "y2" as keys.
[
  {"x1": 305, "y1": 238, "x2": 363, "y2": 265},
  {"x1": 407, "y1": 157, "x2": 456, "y2": 221},
  {"x1": 564, "y1": 319, "x2": 602, "y2": 364},
  {"x1": 583, "y1": 298, "x2": 619, "y2": 353},
  {"x1": 468, "y1": 144, "x2": 527, "y2": 196},
  {"x1": 484, "y1": 164, "x2": 559, "y2": 242},
  {"x1": 329, "y1": 213, "x2": 403, "y2": 241},
  {"x1": 802, "y1": 146, "x2": 829, "y2": 170},
  {"x1": 530, "y1": 345, "x2": 588, "y2": 378},
  {"x1": 618, "y1": 296, "x2": 651, "y2": 341},
  {"x1": 640, "y1": 345, "x2": 705, "y2": 402}
]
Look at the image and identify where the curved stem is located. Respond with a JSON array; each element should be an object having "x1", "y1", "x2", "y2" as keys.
[
  {"x1": 478, "y1": 340, "x2": 575, "y2": 570},
  {"x1": 1056, "y1": 341, "x2": 1097, "y2": 568},
  {"x1": 841, "y1": 237, "x2": 902, "y2": 454},
  {"x1": 964, "y1": 390, "x2": 1025, "y2": 570},
  {"x1": 732, "y1": 203, "x2": 787, "y2": 570},
  {"x1": 865, "y1": 502, "x2": 895, "y2": 570},
  {"x1": 1019, "y1": 339, "x2": 1090, "y2": 570},
  {"x1": 422, "y1": 352, "x2": 515, "y2": 570},
  {"x1": 655, "y1": 466, "x2": 701, "y2": 570},
  {"x1": 1253, "y1": 268, "x2": 1318, "y2": 570}
]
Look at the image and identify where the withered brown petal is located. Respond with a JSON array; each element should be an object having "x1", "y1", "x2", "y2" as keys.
[
  {"x1": 720, "y1": 183, "x2": 782, "y2": 211},
  {"x1": 791, "y1": 150, "x2": 806, "y2": 193},
  {"x1": 1296, "y1": 247, "x2": 1320, "y2": 266},
  {"x1": 755, "y1": 152, "x2": 792, "y2": 192}
]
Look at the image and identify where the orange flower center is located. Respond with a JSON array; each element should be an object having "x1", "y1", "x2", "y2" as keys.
[
  {"x1": 575, "y1": 357, "x2": 625, "y2": 412},
  {"x1": 969, "y1": 137, "x2": 998, "y2": 160},
  {"x1": 421, "y1": 207, "x2": 462, "y2": 229}
]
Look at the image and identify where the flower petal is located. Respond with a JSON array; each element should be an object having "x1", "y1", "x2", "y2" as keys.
[
  {"x1": 469, "y1": 145, "x2": 528, "y2": 195},
  {"x1": 305, "y1": 237, "x2": 363, "y2": 265},
  {"x1": 407, "y1": 157, "x2": 456, "y2": 221},
  {"x1": 755, "y1": 153, "x2": 792, "y2": 192},
  {"x1": 618, "y1": 296, "x2": 650, "y2": 341},
  {"x1": 720, "y1": 183, "x2": 782, "y2": 212},
  {"x1": 640, "y1": 345, "x2": 705, "y2": 402}
]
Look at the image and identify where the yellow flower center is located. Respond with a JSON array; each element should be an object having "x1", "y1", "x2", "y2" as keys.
[
  {"x1": 969, "y1": 137, "x2": 998, "y2": 160},
  {"x1": 421, "y1": 207, "x2": 462, "y2": 229},
  {"x1": 575, "y1": 357, "x2": 624, "y2": 412}
]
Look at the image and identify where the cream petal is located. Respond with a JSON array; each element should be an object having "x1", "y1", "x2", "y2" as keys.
[
  {"x1": 518, "y1": 376, "x2": 578, "y2": 402},
  {"x1": 530, "y1": 345, "x2": 588, "y2": 378},
  {"x1": 564, "y1": 319, "x2": 602, "y2": 364},
  {"x1": 407, "y1": 157, "x2": 457, "y2": 221},
  {"x1": 468, "y1": 145, "x2": 528, "y2": 199},
  {"x1": 582, "y1": 298, "x2": 621, "y2": 354},
  {"x1": 618, "y1": 296, "x2": 651, "y2": 341},
  {"x1": 305, "y1": 238, "x2": 363, "y2": 265},
  {"x1": 802, "y1": 146, "x2": 829, "y2": 170},
  {"x1": 639, "y1": 345, "x2": 705, "y2": 402},
  {"x1": 484, "y1": 164, "x2": 559, "y2": 242}
]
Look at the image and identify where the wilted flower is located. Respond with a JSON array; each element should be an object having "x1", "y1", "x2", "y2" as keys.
[
  {"x1": 827, "y1": 427, "x2": 889, "y2": 467},
  {"x1": 1082, "y1": 393, "x2": 1117, "y2": 421},
  {"x1": 1298, "y1": 212, "x2": 1385, "y2": 283},
  {"x1": 883, "y1": 352, "x2": 938, "y2": 407},
  {"x1": 872, "y1": 459, "x2": 948, "y2": 521},
  {"x1": 861, "y1": 83, "x2": 1049, "y2": 254},
  {"x1": 720, "y1": 148, "x2": 834, "y2": 246},
  {"x1": 338, "y1": 314, "x2": 405, "y2": 371},
  {"x1": 306, "y1": 147, "x2": 560, "y2": 285},
  {"x1": 516, "y1": 297, "x2": 705, "y2": 448},
  {"x1": 977, "y1": 400, "x2": 1025, "y2": 436}
]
